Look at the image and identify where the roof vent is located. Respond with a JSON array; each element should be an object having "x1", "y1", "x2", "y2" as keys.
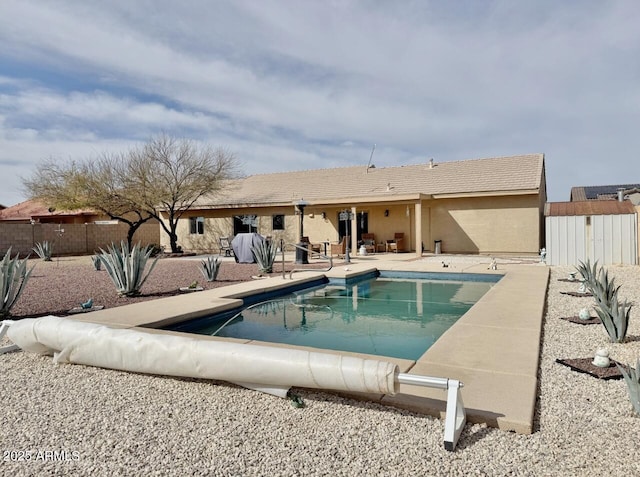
[
  {"x1": 429, "y1": 158, "x2": 434, "y2": 169},
  {"x1": 618, "y1": 188, "x2": 625, "y2": 202}
]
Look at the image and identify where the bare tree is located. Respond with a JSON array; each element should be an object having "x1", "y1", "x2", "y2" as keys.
[
  {"x1": 23, "y1": 156, "x2": 156, "y2": 248},
  {"x1": 127, "y1": 135, "x2": 239, "y2": 253},
  {"x1": 23, "y1": 135, "x2": 240, "y2": 253}
]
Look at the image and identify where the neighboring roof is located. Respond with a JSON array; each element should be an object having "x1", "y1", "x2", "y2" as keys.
[
  {"x1": 570, "y1": 184, "x2": 640, "y2": 201},
  {"x1": 545, "y1": 201, "x2": 636, "y2": 217},
  {"x1": 195, "y1": 154, "x2": 545, "y2": 208},
  {"x1": 0, "y1": 199, "x2": 98, "y2": 221}
]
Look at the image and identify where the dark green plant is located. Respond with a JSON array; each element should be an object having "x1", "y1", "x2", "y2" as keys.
[
  {"x1": 33, "y1": 241, "x2": 53, "y2": 261},
  {"x1": 617, "y1": 359, "x2": 640, "y2": 415},
  {"x1": 199, "y1": 256, "x2": 222, "y2": 282},
  {"x1": 1, "y1": 248, "x2": 35, "y2": 318},
  {"x1": 251, "y1": 239, "x2": 277, "y2": 274},
  {"x1": 91, "y1": 255, "x2": 102, "y2": 271},
  {"x1": 99, "y1": 241, "x2": 159, "y2": 296},
  {"x1": 148, "y1": 244, "x2": 164, "y2": 257},
  {"x1": 577, "y1": 259, "x2": 631, "y2": 343}
]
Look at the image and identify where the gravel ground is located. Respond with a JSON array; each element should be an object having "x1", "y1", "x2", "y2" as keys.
[
  {"x1": 2, "y1": 260, "x2": 640, "y2": 476},
  {"x1": 8, "y1": 255, "x2": 328, "y2": 318}
]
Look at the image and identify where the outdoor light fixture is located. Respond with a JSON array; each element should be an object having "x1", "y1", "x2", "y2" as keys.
[
  {"x1": 321, "y1": 212, "x2": 326, "y2": 220},
  {"x1": 406, "y1": 205, "x2": 410, "y2": 217},
  {"x1": 384, "y1": 209, "x2": 389, "y2": 217}
]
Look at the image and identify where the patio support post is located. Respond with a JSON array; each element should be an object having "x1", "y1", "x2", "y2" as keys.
[
  {"x1": 415, "y1": 201, "x2": 422, "y2": 257},
  {"x1": 350, "y1": 206, "x2": 357, "y2": 257}
]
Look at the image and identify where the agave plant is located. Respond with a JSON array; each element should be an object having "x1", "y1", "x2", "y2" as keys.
[
  {"x1": 251, "y1": 239, "x2": 277, "y2": 274},
  {"x1": 91, "y1": 255, "x2": 102, "y2": 271},
  {"x1": 577, "y1": 259, "x2": 631, "y2": 343},
  {"x1": 98, "y1": 241, "x2": 159, "y2": 296},
  {"x1": 199, "y1": 256, "x2": 222, "y2": 282},
  {"x1": 617, "y1": 359, "x2": 640, "y2": 415},
  {"x1": 1, "y1": 248, "x2": 35, "y2": 318},
  {"x1": 33, "y1": 241, "x2": 53, "y2": 261}
]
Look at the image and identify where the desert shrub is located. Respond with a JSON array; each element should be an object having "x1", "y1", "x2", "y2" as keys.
[
  {"x1": 33, "y1": 241, "x2": 53, "y2": 261},
  {"x1": 251, "y1": 239, "x2": 277, "y2": 274},
  {"x1": 617, "y1": 359, "x2": 640, "y2": 415},
  {"x1": 148, "y1": 243, "x2": 164, "y2": 257},
  {"x1": 0, "y1": 248, "x2": 35, "y2": 318},
  {"x1": 199, "y1": 256, "x2": 222, "y2": 282},
  {"x1": 99, "y1": 241, "x2": 159, "y2": 296},
  {"x1": 576, "y1": 259, "x2": 631, "y2": 343},
  {"x1": 91, "y1": 255, "x2": 102, "y2": 270}
]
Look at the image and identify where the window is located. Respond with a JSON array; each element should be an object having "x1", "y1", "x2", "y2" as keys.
[
  {"x1": 189, "y1": 216, "x2": 204, "y2": 235},
  {"x1": 233, "y1": 215, "x2": 258, "y2": 235},
  {"x1": 272, "y1": 214, "x2": 285, "y2": 230}
]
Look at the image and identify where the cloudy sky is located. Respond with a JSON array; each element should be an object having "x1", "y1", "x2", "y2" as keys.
[{"x1": 1, "y1": 0, "x2": 639, "y2": 206}]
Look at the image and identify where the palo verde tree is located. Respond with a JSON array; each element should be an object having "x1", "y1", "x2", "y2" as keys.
[
  {"x1": 23, "y1": 135, "x2": 240, "y2": 253},
  {"x1": 126, "y1": 135, "x2": 239, "y2": 253},
  {"x1": 23, "y1": 154, "x2": 156, "y2": 248}
]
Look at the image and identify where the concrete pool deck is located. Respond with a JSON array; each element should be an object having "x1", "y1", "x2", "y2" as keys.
[{"x1": 69, "y1": 253, "x2": 549, "y2": 435}]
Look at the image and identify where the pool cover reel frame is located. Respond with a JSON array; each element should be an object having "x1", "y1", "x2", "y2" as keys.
[{"x1": 0, "y1": 318, "x2": 465, "y2": 451}]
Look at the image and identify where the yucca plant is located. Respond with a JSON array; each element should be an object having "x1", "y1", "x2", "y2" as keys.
[
  {"x1": 251, "y1": 239, "x2": 277, "y2": 274},
  {"x1": 33, "y1": 241, "x2": 53, "y2": 261},
  {"x1": 91, "y1": 255, "x2": 102, "y2": 271},
  {"x1": 1, "y1": 248, "x2": 35, "y2": 318},
  {"x1": 577, "y1": 259, "x2": 631, "y2": 343},
  {"x1": 199, "y1": 256, "x2": 222, "y2": 282},
  {"x1": 98, "y1": 241, "x2": 159, "y2": 296},
  {"x1": 617, "y1": 359, "x2": 640, "y2": 415}
]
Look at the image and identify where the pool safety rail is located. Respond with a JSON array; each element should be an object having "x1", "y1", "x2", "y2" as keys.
[
  {"x1": 282, "y1": 240, "x2": 333, "y2": 279},
  {"x1": 1, "y1": 318, "x2": 466, "y2": 451}
]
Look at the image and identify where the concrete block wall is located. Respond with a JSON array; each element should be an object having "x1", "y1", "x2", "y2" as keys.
[{"x1": 0, "y1": 222, "x2": 160, "y2": 257}]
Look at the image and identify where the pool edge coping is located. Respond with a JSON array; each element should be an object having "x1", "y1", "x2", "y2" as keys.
[{"x1": 68, "y1": 259, "x2": 549, "y2": 435}]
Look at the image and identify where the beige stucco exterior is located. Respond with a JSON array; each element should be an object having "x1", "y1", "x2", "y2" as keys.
[
  {"x1": 163, "y1": 192, "x2": 544, "y2": 256},
  {"x1": 160, "y1": 155, "x2": 547, "y2": 256}
]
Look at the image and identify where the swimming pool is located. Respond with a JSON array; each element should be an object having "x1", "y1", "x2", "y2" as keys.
[{"x1": 168, "y1": 272, "x2": 499, "y2": 360}]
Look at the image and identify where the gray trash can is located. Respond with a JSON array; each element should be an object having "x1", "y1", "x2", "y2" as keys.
[{"x1": 434, "y1": 240, "x2": 442, "y2": 254}]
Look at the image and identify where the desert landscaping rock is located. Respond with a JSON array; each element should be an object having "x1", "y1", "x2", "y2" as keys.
[{"x1": 1, "y1": 259, "x2": 640, "y2": 475}]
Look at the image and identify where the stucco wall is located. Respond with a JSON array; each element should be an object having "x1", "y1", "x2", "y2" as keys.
[
  {"x1": 168, "y1": 207, "x2": 302, "y2": 253},
  {"x1": 427, "y1": 194, "x2": 542, "y2": 254},
  {"x1": 172, "y1": 195, "x2": 543, "y2": 256}
]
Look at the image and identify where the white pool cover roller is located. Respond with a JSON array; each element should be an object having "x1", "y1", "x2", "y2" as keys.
[{"x1": 6, "y1": 316, "x2": 399, "y2": 396}]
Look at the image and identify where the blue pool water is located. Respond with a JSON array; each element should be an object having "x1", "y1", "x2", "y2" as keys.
[{"x1": 168, "y1": 272, "x2": 498, "y2": 360}]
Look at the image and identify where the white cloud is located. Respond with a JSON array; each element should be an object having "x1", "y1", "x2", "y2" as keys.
[{"x1": 0, "y1": 0, "x2": 640, "y2": 206}]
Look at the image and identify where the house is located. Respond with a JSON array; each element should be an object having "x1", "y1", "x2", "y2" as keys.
[
  {"x1": 0, "y1": 199, "x2": 103, "y2": 224},
  {"x1": 163, "y1": 154, "x2": 547, "y2": 257},
  {"x1": 570, "y1": 184, "x2": 640, "y2": 203}
]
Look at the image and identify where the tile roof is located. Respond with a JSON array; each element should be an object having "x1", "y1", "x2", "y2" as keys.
[
  {"x1": 0, "y1": 199, "x2": 97, "y2": 221},
  {"x1": 545, "y1": 200, "x2": 636, "y2": 217},
  {"x1": 196, "y1": 154, "x2": 545, "y2": 208}
]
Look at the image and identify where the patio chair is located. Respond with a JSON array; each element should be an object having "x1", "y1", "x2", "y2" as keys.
[
  {"x1": 330, "y1": 236, "x2": 349, "y2": 258},
  {"x1": 361, "y1": 233, "x2": 376, "y2": 254},
  {"x1": 301, "y1": 236, "x2": 320, "y2": 255},
  {"x1": 386, "y1": 233, "x2": 405, "y2": 253},
  {"x1": 219, "y1": 237, "x2": 234, "y2": 257}
]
